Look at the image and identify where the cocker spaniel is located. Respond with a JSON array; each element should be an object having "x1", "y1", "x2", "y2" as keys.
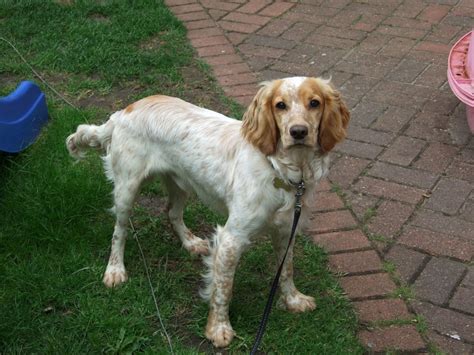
[{"x1": 66, "y1": 76, "x2": 350, "y2": 347}]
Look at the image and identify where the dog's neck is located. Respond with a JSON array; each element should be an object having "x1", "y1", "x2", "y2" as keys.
[{"x1": 268, "y1": 144, "x2": 326, "y2": 185}]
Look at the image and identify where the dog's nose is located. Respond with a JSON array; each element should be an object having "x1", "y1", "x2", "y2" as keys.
[{"x1": 289, "y1": 125, "x2": 308, "y2": 140}]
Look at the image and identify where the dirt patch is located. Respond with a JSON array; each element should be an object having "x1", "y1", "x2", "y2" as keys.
[
  {"x1": 139, "y1": 33, "x2": 168, "y2": 51},
  {"x1": 137, "y1": 195, "x2": 168, "y2": 217},
  {"x1": 88, "y1": 13, "x2": 110, "y2": 24}
]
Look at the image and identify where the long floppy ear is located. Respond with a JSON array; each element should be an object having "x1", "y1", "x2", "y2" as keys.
[
  {"x1": 319, "y1": 87, "x2": 350, "y2": 153},
  {"x1": 241, "y1": 82, "x2": 279, "y2": 156}
]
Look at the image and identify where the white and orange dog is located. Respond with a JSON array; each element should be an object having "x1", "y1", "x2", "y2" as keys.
[{"x1": 66, "y1": 77, "x2": 349, "y2": 347}]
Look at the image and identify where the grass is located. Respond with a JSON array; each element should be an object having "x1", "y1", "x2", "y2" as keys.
[{"x1": 0, "y1": 1, "x2": 364, "y2": 353}]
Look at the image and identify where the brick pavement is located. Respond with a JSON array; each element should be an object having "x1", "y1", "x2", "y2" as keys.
[{"x1": 166, "y1": 0, "x2": 474, "y2": 353}]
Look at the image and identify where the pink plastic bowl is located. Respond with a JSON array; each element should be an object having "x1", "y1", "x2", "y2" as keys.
[{"x1": 447, "y1": 29, "x2": 474, "y2": 133}]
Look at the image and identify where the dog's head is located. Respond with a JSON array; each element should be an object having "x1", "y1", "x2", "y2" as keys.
[{"x1": 241, "y1": 77, "x2": 350, "y2": 155}]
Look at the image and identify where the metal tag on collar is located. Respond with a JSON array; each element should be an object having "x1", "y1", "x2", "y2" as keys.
[{"x1": 273, "y1": 177, "x2": 292, "y2": 192}]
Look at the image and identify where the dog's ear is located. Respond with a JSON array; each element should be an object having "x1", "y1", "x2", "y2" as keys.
[
  {"x1": 241, "y1": 83, "x2": 279, "y2": 156},
  {"x1": 319, "y1": 87, "x2": 350, "y2": 153}
]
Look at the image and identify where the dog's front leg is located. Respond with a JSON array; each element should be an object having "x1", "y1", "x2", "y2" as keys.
[
  {"x1": 201, "y1": 226, "x2": 248, "y2": 348},
  {"x1": 271, "y1": 232, "x2": 316, "y2": 313}
]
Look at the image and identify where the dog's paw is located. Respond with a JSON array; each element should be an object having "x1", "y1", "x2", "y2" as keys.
[
  {"x1": 185, "y1": 237, "x2": 210, "y2": 256},
  {"x1": 103, "y1": 265, "x2": 128, "y2": 287},
  {"x1": 279, "y1": 291, "x2": 316, "y2": 313},
  {"x1": 205, "y1": 320, "x2": 234, "y2": 348}
]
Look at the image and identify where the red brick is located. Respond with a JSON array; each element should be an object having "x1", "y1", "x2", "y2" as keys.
[
  {"x1": 379, "y1": 37, "x2": 417, "y2": 58},
  {"x1": 312, "y1": 230, "x2": 371, "y2": 253},
  {"x1": 415, "y1": 41, "x2": 451, "y2": 54},
  {"x1": 309, "y1": 210, "x2": 357, "y2": 234},
  {"x1": 222, "y1": 12, "x2": 271, "y2": 26},
  {"x1": 205, "y1": 54, "x2": 243, "y2": 66},
  {"x1": 219, "y1": 20, "x2": 261, "y2": 34},
  {"x1": 184, "y1": 19, "x2": 215, "y2": 30},
  {"x1": 335, "y1": 139, "x2": 383, "y2": 160},
  {"x1": 398, "y1": 226, "x2": 474, "y2": 262},
  {"x1": 427, "y1": 331, "x2": 474, "y2": 355},
  {"x1": 393, "y1": 0, "x2": 425, "y2": 18},
  {"x1": 405, "y1": 111, "x2": 452, "y2": 144},
  {"x1": 218, "y1": 73, "x2": 257, "y2": 86},
  {"x1": 368, "y1": 162, "x2": 437, "y2": 189},
  {"x1": 238, "y1": 43, "x2": 286, "y2": 59},
  {"x1": 329, "y1": 250, "x2": 383, "y2": 274},
  {"x1": 237, "y1": 0, "x2": 269, "y2": 14},
  {"x1": 281, "y1": 11, "x2": 326, "y2": 26},
  {"x1": 257, "y1": 19, "x2": 293, "y2": 37},
  {"x1": 414, "y1": 142, "x2": 458, "y2": 173},
  {"x1": 346, "y1": 125, "x2": 394, "y2": 147},
  {"x1": 315, "y1": 178, "x2": 332, "y2": 192},
  {"x1": 165, "y1": 0, "x2": 196, "y2": 5},
  {"x1": 463, "y1": 267, "x2": 474, "y2": 288},
  {"x1": 418, "y1": 4, "x2": 451, "y2": 23},
  {"x1": 446, "y1": 160, "x2": 474, "y2": 184},
  {"x1": 226, "y1": 32, "x2": 247, "y2": 45},
  {"x1": 411, "y1": 209, "x2": 474, "y2": 240},
  {"x1": 169, "y1": 3, "x2": 202, "y2": 14},
  {"x1": 379, "y1": 136, "x2": 426, "y2": 166},
  {"x1": 250, "y1": 36, "x2": 295, "y2": 50},
  {"x1": 358, "y1": 325, "x2": 426, "y2": 352},
  {"x1": 344, "y1": 191, "x2": 379, "y2": 222},
  {"x1": 450, "y1": 287, "x2": 474, "y2": 315},
  {"x1": 354, "y1": 299, "x2": 411, "y2": 323},
  {"x1": 376, "y1": 25, "x2": 428, "y2": 40},
  {"x1": 196, "y1": 44, "x2": 235, "y2": 57},
  {"x1": 308, "y1": 191, "x2": 344, "y2": 212},
  {"x1": 412, "y1": 301, "x2": 474, "y2": 343},
  {"x1": 259, "y1": 2, "x2": 294, "y2": 17},
  {"x1": 371, "y1": 105, "x2": 416, "y2": 133},
  {"x1": 367, "y1": 200, "x2": 415, "y2": 238},
  {"x1": 200, "y1": 0, "x2": 239, "y2": 11},
  {"x1": 327, "y1": 156, "x2": 370, "y2": 189},
  {"x1": 383, "y1": 16, "x2": 431, "y2": 30},
  {"x1": 208, "y1": 9, "x2": 227, "y2": 21},
  {"x1": 354, "y1": 177, "x2": 426, "y2": 205},
  {"x1": 175, "y1": 11, "x2": 209, "y2": 21},
  {"x1": 305, "y1": 33, "x2": 357, "y2": 50},
  {"x1": 340, "y1": 273, "x2": 397, "y2": 299},
  {"x1": 386, "y1": 245, "x2": 428, "y2": 284},
  {"x1": 212, "y1": 62, "x2": 252, "y2": 76},
  {"x1": 413, "y1": 257, "x2": 465, "y2": 305},
  {"x1": 187, "y1": 27, "x2": 223, "y2": 39},
  {"x1": 223, "y1": 85, "x2": 257, "y2": 99},
  {"x1": 190, "y1": 35, "x2": 229, "y2": 48},
  {"x1": 425, "y1": 178, "x2": 472, "y2": 215},
  {"x1": 281, "y1": 22, "x2": 317, "y2": 42}
]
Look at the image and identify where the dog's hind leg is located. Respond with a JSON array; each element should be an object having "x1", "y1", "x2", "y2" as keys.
[
  {"x1": 103, "y1": 168, "x2": 144, "y2": 288},
  {"x1": 162, "y1": 176, "x2": 209, "y2": 256}
]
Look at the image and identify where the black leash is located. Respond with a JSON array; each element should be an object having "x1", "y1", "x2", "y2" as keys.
[{"x1": 250, "y1": 180, "x2": 306, "y2": 355}]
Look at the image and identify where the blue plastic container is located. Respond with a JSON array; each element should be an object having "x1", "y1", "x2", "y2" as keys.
[{"x1": 0, "y1": 81, "x2": 49, "y2": 153}]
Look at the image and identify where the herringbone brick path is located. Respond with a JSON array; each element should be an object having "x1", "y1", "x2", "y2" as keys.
[{"x1": 167, "y1": 0, "x2": 474, "y2": 353}]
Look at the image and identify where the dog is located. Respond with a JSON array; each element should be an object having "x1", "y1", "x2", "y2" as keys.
[{"x1": 66, "y1": 76, "x2": 350, "y2": 347}]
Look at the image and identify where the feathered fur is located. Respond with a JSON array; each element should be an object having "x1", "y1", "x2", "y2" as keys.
[{"x1": 66, "y1": 77, "x2": 349, "y2": 348}]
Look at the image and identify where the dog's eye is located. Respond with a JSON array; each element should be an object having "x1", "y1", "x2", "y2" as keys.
[
  {"x1": 275, "y1": 101, "x2": 286, "y2": 110},
  {"x1": 309, "y1": 99, "x2": 320, "y2": 108}
]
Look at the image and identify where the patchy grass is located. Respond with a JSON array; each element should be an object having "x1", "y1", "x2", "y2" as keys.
[{"x1": 0, "y1": 0, "x2": 363, "y2": 353}]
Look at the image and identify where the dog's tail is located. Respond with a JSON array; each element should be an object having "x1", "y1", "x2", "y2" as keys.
[{"x1": 66, "y1": 120, "x2": 114, "y2": 159}]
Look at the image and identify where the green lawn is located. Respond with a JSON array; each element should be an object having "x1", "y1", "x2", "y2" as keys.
[{"x1": 0, "y1": 1, "x2": 364, "y2": 353}]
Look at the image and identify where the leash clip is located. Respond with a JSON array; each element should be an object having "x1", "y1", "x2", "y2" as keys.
[{"x1": 292, "y1": 180, "x2": 305, "y2": 212}]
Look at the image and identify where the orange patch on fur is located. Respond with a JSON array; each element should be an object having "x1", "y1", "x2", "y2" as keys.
[{"x1": 124, "y1": 95, "x2": 174, "y2": 114}]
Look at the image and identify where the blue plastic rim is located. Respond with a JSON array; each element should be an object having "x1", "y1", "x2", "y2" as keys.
[{"x1": 0, "y1": 80, "x2": 49, "y2": 153}]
